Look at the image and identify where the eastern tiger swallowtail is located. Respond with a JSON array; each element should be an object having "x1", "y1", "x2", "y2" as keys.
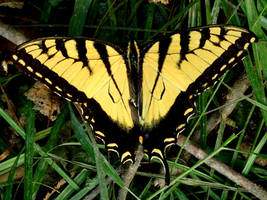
[{"x1": 11, "y1": 25, "x2": 257, "y2": 184}]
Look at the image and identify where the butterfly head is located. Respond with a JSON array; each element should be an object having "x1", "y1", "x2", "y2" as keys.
[{"x1": 127, "y1": 40, "x2": 140, "y2": 66}]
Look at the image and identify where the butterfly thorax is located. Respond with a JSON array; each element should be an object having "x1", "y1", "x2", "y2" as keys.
[{"x1": 126, "y1": 41, "x2": 141, "y2": 125}]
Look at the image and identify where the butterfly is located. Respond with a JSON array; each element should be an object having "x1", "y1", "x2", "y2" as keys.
[{"x1": 11, "y1": 25, "x2": 257, "y2": 184}]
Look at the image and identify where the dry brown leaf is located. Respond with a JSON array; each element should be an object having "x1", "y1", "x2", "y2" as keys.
[
  {"x1": 24, "y1": 82, "x2": 61, "y2": 121},
  {"x1": 0, "y1": 165, "x2": 24, "y2": 183},
  {"x1": 148, "y1": 0, "x2": 169, "y2": 4},
  {"x1": 0, "y1": 0, "x2": 24, "y2": 9}
]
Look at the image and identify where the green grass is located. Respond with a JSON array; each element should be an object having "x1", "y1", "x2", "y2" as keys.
[{"x1": 0, "y1": 0, "x2": 266, "y2": 199}]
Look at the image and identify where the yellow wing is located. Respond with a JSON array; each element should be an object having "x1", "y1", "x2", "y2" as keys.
[
  {"x1": 140, "y1": 25, "x2": 257, "y2": 132},
  {"x1": 12, "y1": 38, "x2": 134, "y2": 130}
]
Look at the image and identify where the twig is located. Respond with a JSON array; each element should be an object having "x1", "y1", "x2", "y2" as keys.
[
  {"x1": 177, "y1": 135, "x2": 267, "y2": 200},
  {"x1": 83, "y1": 177, "x2": 113, "y2": 200},
  {"x1": 0, "y1": 20, "x2": 28, "y2": 45},
  {"x1": 192, "y1": 72, "x2": 251, "y2": 142},
  {"x1": 118, "y1": 144, "x2": 143, "y2": 200}
]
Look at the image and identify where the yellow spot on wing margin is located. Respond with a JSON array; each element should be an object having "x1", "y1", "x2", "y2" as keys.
[
  {"x1": 220, "y1": 64, "x2": 227, "y2": 71},
  {"x1": 121, "y1": 151, "x2": 132, "y2": 163},
  {"x1": 26, "y1": 66, "x2": 34, "y2": 72},
  {"x1": 45, "y1": 78, "x2": 52, "y2": 85},
  {"x1": 35, "y1": 72, "x2": 42, "y2": 78},
  {"x1": 228, "y1": 57, "x2": 235, "y2": 64},
  {"x1": 164, "y1": 138, "x2": 175, "y2": 143},
  {"x1": 107, "y1": 143, "x2": 118, "y2": 148},
  {"x1": 12, "y1": 55, "x2": 18, "y2": 60},
  {"x1": 250, "y1": 37, "x2": 256, "y2": 43},
  {"x1": 176, "y1": 123, "x2": 185, "y2": 131},
  {"x1": 95, "y1": 131, "x2": 105, "y2": 137},
  {"x1": 19, "y1": 59, "x2": 26, "y2": 66},
  {"x1": 55, "y1": 86, "x2": 62, "y2": 92},
  {"x1": 212, "y1": 73, "x2": 218, "y2": 80},
  {"x1": 151, "y1": 148, "x2": 164, "y2": 159},
  {"x1": 184, "y1": 108, "x2": 193, "y2": 116}
]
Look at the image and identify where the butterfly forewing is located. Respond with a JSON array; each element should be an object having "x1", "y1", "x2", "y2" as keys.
[
  {"x1": 13, "y1": 38, "x2": 135, "y2": 131},
  {"x1": 140, "y1": 25, "x2": 257, "y2": 131}
]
